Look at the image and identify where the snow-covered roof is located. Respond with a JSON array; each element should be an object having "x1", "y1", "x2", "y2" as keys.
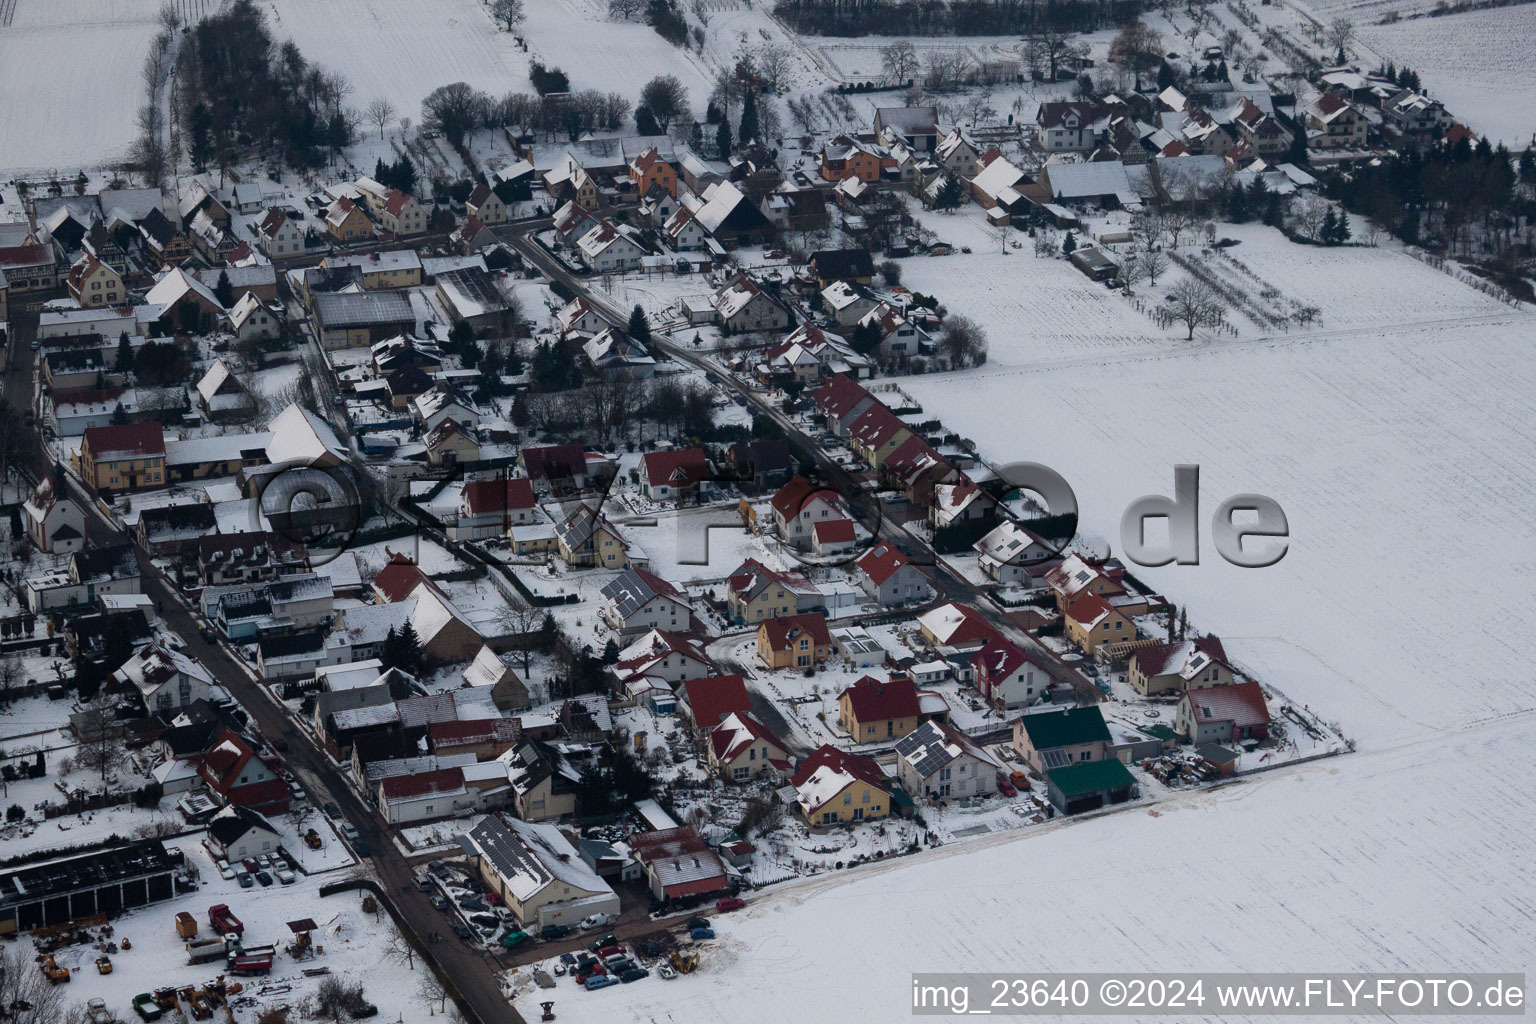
[{"x1": 264, "y1": 403, "x2": 349, "y2": 467}]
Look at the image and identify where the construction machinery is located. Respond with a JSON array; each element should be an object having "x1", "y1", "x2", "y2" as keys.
[
  {"x1": 304, "y1": 828, "x2": 323, "y2": 849},
  {"x1": 38, "y1": 954, "x2": 70, "y2": 984},
  {"x1": 208, "y1": 904, "x2": 244, "y2": 936},
  {"x1": 668, "y1": 951, "x2": 699, "y2": 974},
  {"x1": 95, "y1": 954, "x2": 113, "y2": 974}
]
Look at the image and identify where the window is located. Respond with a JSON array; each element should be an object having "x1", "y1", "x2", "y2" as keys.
[
  {"x1": 861, "y1": 789, "x2": 869, "y2": 803},
  {"x1": 1079, "y1": 750, "x2": 1091, "y2": 762},
  {"x1": 843, "y1": 792, "x2": 851, "y2": 805}
]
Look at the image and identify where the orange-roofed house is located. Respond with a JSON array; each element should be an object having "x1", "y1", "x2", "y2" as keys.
[
  {"x1": 855, "y1": 541, "x2": 929, "y2": 607},
  {"x1": 1063, "y1": 592, "x2": 1137, "y2": 655},
  {"x1": 1175, "y1": 680, "x2": 1271, "y2": 745},
  {"x1": 791, "y1": 745, "x2": 890, "y2": 825},
  {"x1": 629, "y1": 147, "x2": 678, "y2": 198},
  {"x1": 679, "y1": 673, "x2": 752, "y2": 737},
  {"x1": 66, "y1": 253, "x2": 124, "y2": 308},
  {"x1": 706, "y1": 711, "x2": 790, "y2": 781},
  {"x1": 640, "y1": 448, "x2": 710, "y2": 502},
  {"x1": 770, "y1": 475, "x2": 850, "y2": 551},
  {"x1": 757, "y1": 611, "x2": 833, "y2": 670}
]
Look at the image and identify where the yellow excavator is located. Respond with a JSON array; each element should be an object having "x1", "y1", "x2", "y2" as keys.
[{"x1": 669, "y1": 951, "x2": 699, "y2": 974}]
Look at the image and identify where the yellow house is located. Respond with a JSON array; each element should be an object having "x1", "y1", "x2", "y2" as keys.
[
  {"x1": 726, "y1": 558, "x2": 804, "y2": 623},
  {"x1": 756, "y1": 612, "x2": 833, "y2": 671},
  {"x1": 77, "y1": 422, "x2": 166, "y2": 492},
  {"x1": 847, "y1": 406, "x2": 913, "y2": 468},
  {"x1": 837, "y1": 676, "x2": 922, "y2": 743},
  {"x1": 66, "y1": 254, "x2": 124, "y2": 308},
  {"x1": 325, "y1": 250, "x2": 423, "y2": 290},
  {"x1": 466, "y1": 184, "x2": 509, "y2": 225},
  {"x1": 1128, "y1": 636, "x2": 1233, "y2": 696},
  {"x1": 555, "y1": 506, "x2": 634, "y2": 570},
  {"x1": 1063, "y1": 593, "x2": 1137, "y2": 655},
  {"x1": 791, "y1": 745, "x2": 890, "y2": 826},
  {"x1": 706, "y1": 711, "x2": 790, "y2": 782},
  {"x1": 325, "y1": 197, "x2": 374, "y2": 243}
]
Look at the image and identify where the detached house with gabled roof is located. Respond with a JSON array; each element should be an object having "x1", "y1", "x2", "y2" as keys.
[
  {"x1": 792, "y1": 745, "x2": 891, "y2": 826},
  {"x1": 855, "y1": 542, "x2": 929, "y2": 607},
  {"x1": 640, "y1": 448, "x2": 710, "y2": 501},
  {"x1": 757, "y1": 611, "x2": 833, "y2": 670},
  {"x1": 1037, "y1": 100, "x2": 1108, "y2": 152},
  {"x1": 453, "y1": 477, "x2": 538, "y2": 540},
  {"x1": 895, "y1": 719, "x2": 1002, "y2": 802},
  {"x1": 255, "y1": 207, "x2": 304, "y2": 258},
  {"x1": 324, "y1": 196, "x2": 374, "y2": 243},
  {"x1": 706, "y1": 711, "x2": 790, "y2": 782},
  {"x1": 847, "y1": 405, "x2": 913, "y2": 469},
  {"x1": 66, "y1": 254, "x2": 124, "y2": 309},
  {"x1": 812, "y1": 374, "x2": 876, "y2": 438},
  {"x1": 629, "y1": 146, "x2": 678, "y2": 197},
  {"x1": 555, "y1": 504, "x2": 637, "y2": 570},
  {"x1": 115, "y1": 641, "x2": 214, "y2": 714},
  {"x1": 1013, "y1": 705, "x2": 1111, "y2": 773},
  {"x1": 726, "y1": 557, "x2": 820, "y2": 623},
  {"x1": 21, "y1": 480, "x2": 85, "y2": 554},
  {"x1": 1063, "y1": 592, "x2": 1137, "y2": 655},
  {"x1": 973, "y1": 521, "x2": 1054, "y2": 585},
  {"x1": 613, "y1": 629, "x2": 714, "y2": 686},
  {"x1": 601, "y1": 566, "x2": 691, "y2": 635},
  {"x1": 1305, "y1": 90, "x2": 1367, "y2": 150},
  {"x1": 1129, "y1": 635, "x2": 1234, "y2": 696},
  {"x1": 465, "y1": 183, "x2": 508, "y2": 225},
  {"x1": 1176, "y1": 680, "x2": 1271, "y2": 745},
  {"x1": 77, "y1": 422, "x2": 166, "y2": 493},
  {"x1": 838, "y1": 675, "x2": 922, "y2": 742},
  {"x1": 678, "y1": 673, "x2": 752, "y2": 738},
  {"x1": 355, "y1": 178, "x2": 427, "y2": 237},
  {"x1": 770, "y1": 476, "x2": 852, "y2": 551},
  {"x1": 973, "y1": 636, "x2": 1048, "y2": 711},
  {"x1": 712, "y1": 274, "x2": 792, "y2": 334},
  {"x1": 577, "y1": 219, "x2": 646, "y2": 273}
]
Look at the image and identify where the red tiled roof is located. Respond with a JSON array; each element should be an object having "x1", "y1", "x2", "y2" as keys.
[
  {"x1": 1182, "y1": 681, "x2": 1269, "y2": 729},
  {"x1": 708, "y1": 711, "x2": 786, "y2": 763},
  {"x1": 757, "y1": 611, "x2": 832, "y2": 653},
  {"x1": 1064, "y1": 592, "x2": 1115, "y2": 629},
  {"x1": 848, "y1": 405, "x2": 908, "y2": 447},
  {"x1": 790, "y1": 744, "x2": 888, "y2": 792},
  {"x1": 258, "y1": 207, "x2": 289, "y2": 238},
  {"x1": 384, "y1": 189, "x2": 413, "y2": 216},
  {"x1": 380, "y1": 766, "x2": 466, "y2": 799},
  {"x1": 974, "y1": 636, "x2": 1041, "y2": 682},
  {"x1": 83, "y1": 422, "x2": 166, "y2": 460},
  {"x1": 642, "y1": 448, "x2": 709, "y2": 488},
  {"x1": 467, "y1": 183, "x2": 493, "y2": 207},
  {"x1": 1132, "y1": 636, "x2": 1228, "y2": 677},
  {"x1": 769, "y1": 476, "x2": 840, "y2": 518},
  {"x1": 463, "y1": 477, "x2": 536, "y2": 515},
  {"x1": 856, "y1": 542, "x2": 910, "y2": 585},
  {"x1": 840, "y1": 676, "x2": 920, "y2": 722},
  {"x1": 813, "y1": 518, "x2": 855, "y2": 544},
  {"x1": 811, "y1": 374, "x2": 871, "y2": 419},
  {"x1": 681, "y1": 674, "x2": 752, "y2": 730},
  {"x1": 373, "y1": 552, "x2": 432, "y2": 603},
  {"x1": 521, "y1": 443, "x2": 585, "y2": 483}
]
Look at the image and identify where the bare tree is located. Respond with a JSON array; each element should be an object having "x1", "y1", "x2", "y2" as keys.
[
  {"x1": 1021, "y1": 27, "x2": 1083, "y2": 82},
  {"x1": 755, "y1": 44, "x2": 793, "y2": 93},
  {"x1": 1142, "y1": 250, "x2": 1170, "y2": 285},
  {"x1": 1160, "y1": 279, "x2": 1226, "y2": 339},
  {"x1": 1295, "y1": 194, "x2": 1330, "y2": 241},
  {"x1": 491, "y1": 0, "x2": 525, "y2": 31},
  {"x1": 881, "y1": 41, "x2": 919, "y2": 85},
  {"x1": 365, "y1": 98, "x2": 396, "y2": 139},
  {"x1": 0, "y1": 945, "x2": 66, "y2": 1023},
  {"x1": 499, "y1": 599, "x2": 543, "y2": 675},
  {"x1": 640, "y1": 75, "x2": 690, "y2": 130},
  {"x1": 1326, "y1": 17, "x2": 1354, "y2": 55},
  {"x1": 923, "y1": 49, "x2": 972, "y2": 91},
  {"x1": 938, "y1": 314, "x2": 988, "y2": 368},
  {"x1": 1109, "y1": 22, "x2": 1164, "y2": 89},
  {"x1": 0, "y1": 655, "x2": 19, "y2": 704},
  {"x1": 609, "y1": 0, "x2": 645, "y2": 17},
  {"x1": 74, "y1": 693, "x2": 126, "y2": 793},
  {"x1": 417, "y1": 972, "x2": 450, "y2": 1016},
  {"x1": 384, "y1": 929, "x2": 417, "y2": 971}
]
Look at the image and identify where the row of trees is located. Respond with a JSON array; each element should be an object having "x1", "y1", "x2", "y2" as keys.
[
  {"x1": 421, "y1": 81, "x2": 631, "y2": 146},
  {"x1": 777, "y1": 0, "x2": 1151, "y2": 35}
]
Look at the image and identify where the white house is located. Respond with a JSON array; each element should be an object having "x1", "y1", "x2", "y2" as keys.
[
  {"x1": 115, "y1": 641, "x2": 215, "y2": 713},
  {"x1": 227, "y1": 292, "x2": 279, "y2": 343},
  {"x1": 894, "y1": 719, "x2": 1002, "y2": 801},
  {"x1": 601, "y1": 567, "x2": 692, "y2": 635},
  {"x1": 206, "y1": 804, "x2": 281, "y2": 862},
  {"x1": 712, "y1": 275, "x2": 791, "y2": 334},
  {"x1": 21, "y1": 480, "x2": 85, "y2": 554},
  {"x1": 577, "y1": 220, "x2": 647, "y2": 273}
]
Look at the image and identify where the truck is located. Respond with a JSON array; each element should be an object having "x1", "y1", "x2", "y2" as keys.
[
  {"x1": 208, "y1": 904, "x2": 244, "y2": 936},
  {"x1": 229, "y1": 953, "x2": 273, "y2": 976},
  {"x1": 185, "y1": 937, "x2": 227, "y2": 965}
]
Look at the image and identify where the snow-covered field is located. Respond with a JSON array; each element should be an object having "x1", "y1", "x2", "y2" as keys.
[
  {"x1": 520, "y1": 239, "x2": 1536, "y2": 1024},
  {"x1": 0, "y1": 0, "x2": 163, "y2": 172},
  {"x1": 1355, "y1": 4, "x2": 1536, "y2": 148}
]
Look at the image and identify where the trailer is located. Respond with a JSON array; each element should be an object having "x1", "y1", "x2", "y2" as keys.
[
  {"x1": 175, "y1": 912, "x2": 198, "y2": 939},
  {"x1": 208, "y1": 904, "x2": 244, "y2": 936},
  {"x1": 185, "y1": 937, "x2": 227, "y2": 965}
]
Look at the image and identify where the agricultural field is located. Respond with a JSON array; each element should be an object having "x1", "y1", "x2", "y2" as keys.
[
  {"x1": 0, "y1": 0, "x2": 165, "y2": 172},
  {"x1": 1355, "y1": 3, "x2": 1536, "y2": 148}
]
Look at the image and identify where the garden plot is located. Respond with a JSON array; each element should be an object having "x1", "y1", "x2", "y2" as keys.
[
  {"x1": 1355, "y1": 3, "x2": 1536, "y2": 147},
  {"x1": 0, "y1": 0, "x2": 162, "y2": 172}
]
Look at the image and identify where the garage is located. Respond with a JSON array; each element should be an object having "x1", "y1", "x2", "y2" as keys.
[{"x1": 1045, "y1": 759, "x2": 1138, "y2": 816}]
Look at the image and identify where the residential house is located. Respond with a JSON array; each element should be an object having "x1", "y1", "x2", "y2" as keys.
[
  {"x1": 1063, "y1": 592, "x2": 1137, "y2": 655},
  {"x1": 838, "y1": 675, "x2": 921, "y2": 743},
  {"x1": 812, "y1": 374, "x2": 876, "y2": 438},
  {"x1": 206, "y1": 805, "x2": 281, "y2": 863},
  {"x1": 1305, "y1": 91, "x2": 1367, "y2": 150},
  {"x1": 640, "y1": 448, "x2": 709, "y2": 501},
  {"x1": 355, "y1": 179, "x2": 428, "y2": 237},
  {"x1": 600, "y1": 567, "x2": 691, "y2": 635},
  {"x1": 1128, "y1": 636, "x2": 1234, "y2": 696},
  {"x1": 724, "y1": 439, "x2": 795, "y2": 492},
  {"x1": 324, "y1": 196, "x2": 374, "y2": 243},
  {"x1": 453, "y1": 476, "x2": 537, "y2": 540},
  {"x1": 757, "y1": 611, "x2": 833, "y2": 670},
  {"x1": 874, "y1": 106, "x2": 939, "y2": 151},
  {"x1": 138, "y1": 208, "x2": 192, "y2": 268},
  {"x1": 973, "y1": 637, "x2": 1047, "y2": 711},
  {"x1": 198, "y1": 728, "x2": 289, "y2": 813},
  {"x1": 690, "y1": 179, "x2": 774, "y2": 248},
  {"x1": 726, "y1": 557, "x2": 818, "y2": 623},
  {"x1": 135, "y1": 503, "x2": 218, "y2": 557},
  {"x1": 917, "y1": 601, "x2": 1001, "y2": 650},
  {"x1": 197, "y1": 531, "x2": 305, "y2": 588},
  {"x1": 972, "y1": 520, "x2": 1055, "y2": 584},
  {"x1": 500, "y1": 739, "x2": 581, "y2": 821},
  {"x1": 819, "y1": 136, "x2": 886, "y2": 183},
  {"x1": 1012, "y1": 705, "x2": 1111, "y2": 773},
  {"x1": 847, "y1": 405, "x2": 913, "y2": 468},
  {"x1": 326, "y1": 250, "x2": 424, "y2": 290},
  {"x1": 65, "y1": 254, "x2": 124, "y2": 308},
  {"x1": 462, "y1": 645, "x2": 529, "y2": 712},
  {"x1": 465, "y1": 183, "x2": 509, "y2": 226},
  {"x1": 854, "y1": 542, "x2": 928, "y2": 607},
  {"x1": 935, "y1": 129, "x2": 983, "y2": 178},
  {"x1": 115, "y1": 641, "x2": 214, "y2": 714},
  {"x1": 21, "y1": 480, "x2": 85, "y2": 554},
  {"x1": 706, "y1": 711, "x2": 790, "y2": 782},
  {"x1": 0, "y1": 232, "x2": 58, "y2": 291},
  {"x1": 435, "y1": 266, "x2": 515, "y2": 334},
  {"x1": 895, "y1": 719, "x2": 1002, "y2": 801},
  {"x1": 555, "y1": 504, "x2": 635, "y2": 569},
  {"x1": 712, "y1": 274, "x2": 792, "y2": 334},
  {"x1": 582, "y1": 328, "x2": 656, "y2": 379},
  {"x1": 577, "y1": 220, "x2": 646, "y2": 273},
  {"x1": 1037, "y1": 101, "x2": 1107, "y2": 152},
  {"x1": 459, "y1": 814, "x2": 619, "y2": 929},
  {"x1": 614, "y1": 629, "x2": 714, "y2": 687},
  {"x1": 770, "y1": 476, "x2": 851, "y2": 551},
  {"x1": 551, "y1": 201, "x2": 598, "y2": 248},
  {"x1": 194, "y1": 359, "x2": 256, "y2": 422},
  {"x1": 554, "y1": 295, "x2": 607, "y2": 338},
  {"x1": 412, "y1": 387, "x2": 480, "y2": 434},
  {"x1": 226, "y1": 293, "x2": 279, "y2": 344},
  {"x1": 629, "y1": 147, "x2": 678, "y2": 198},
  {"x1": 1176, "y1": 681, "x2": 1271, "y2": 744},
  {"x1": 255, "y1": 207, "x2": 304, "y2": 259},
  {"x1": 521, "y1": 443, "x2": 588, "y2": 493},
  {"x1": 791, "y1": 745, "x2": 890, "y2": 826},
  {"x1": 858, "y1": 302, "x2": 924, "y2": 359},
  {"x1": 544, "y1": 154, "x2": 600, "y2": 208},
  {"x1": 77, "y1": 422, "x2": 166, "y2": 493},
  {"x1": 312, "y1": 290, "x2": 415, "y2": 350},
  {"x1": 678, "y1": 674, "x2": 752, "y2": 738},
  {"x1": 807, "y1": 249, "x2": 875, "y2": 288},
  {"x1": 821, "y1": 281, "x2": 878, "y2": 327},
  {"x1": 144, "y1": 267, "x2": 225, "y2": 332},
  {"x1": 661, "y1": 204, "x2": 708, "y2": 250}
]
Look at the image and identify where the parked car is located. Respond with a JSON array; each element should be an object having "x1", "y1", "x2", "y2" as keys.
[
  {"x1": 218, "y1": 865, "x2": 235, "y2": 881},
  {"x1": 323, "y1": 802, "x2": 341, "y2": 819},
  {"x1": 1010, "y1": 770, "x2": 1032, "y2": 791},
  {"x1": 470, "y1": 914, "x2": 499, "y2": 930},
  {"x1": 257, "y1": 855, "x2": 272, "y2": 870},
  {"x1": 459, "y1": 896, "x2": 487, "y2": 912},
  {"x1": 716, "y1": 897, "x2": 745, "y2": 913},
  {"x1": 500, "y1": 930, "x2": 533, "y2": 949},
  {"x1": 584, "y1": 974, "x2": 620, "y2": 991},
  {"x1": 575, "y1": 964, "x2": 606, "y2": 984},
  {"x1": 451, "y1": 924, "x2": 473, "y2": 940},
  {"x1": 275, "y1": 867, "x2": 295, "y2": 885},
  {"x1": 605, "y1": 957, "x2": 635, "y2": 974},
  {"x1": 657, "y1": 962, "x2": 677, "y2": 980},
  {"x1": 997, "y1": 776, "x2": 1018, "y2": 797},
  {"x1": 255, "y1": 871, "x2": 274, "y2": 887},
  {"x1": 428, "y1": 860, "x2": 451, "y2": 879},
  {"x1": 541, "y1": 924, "x2": 572, "y2": 940},
  {"x1": 620, "y1": 967, "x2": 650, "y2": 983},
  {"x1": 430, "y1": 895, "x2": 450, "y2": 911},
  {"x1": 352, "y1": 838, "x2": 371, "y2": 857},
  {"x1": 579, "y1": 913, "x2": 614, "y2": 931},
  {"x1": 241, "y1": 859, "x2": 259, "y2": 874},
  {"x1": 236, "y1": 872, "x2": 253, "y2": 889},
  {"x1": 559, "y1": 953, "x2": 578, "y2": 966},
  {"x1": 596, "y1": 944, "x2": 624, "y2": 959},
  {"x1": 415, "y1": 874, "x2": 433, "y2": 891},
  {"x1": 552, "y1": 962, "x2": 567, "y2": 977},
  {"x1": 690, "y1": 927, "x2": 715, "y2": 940},
  {"x1": 686, "y1": 916, "x2": 709, "y2": 932}
]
